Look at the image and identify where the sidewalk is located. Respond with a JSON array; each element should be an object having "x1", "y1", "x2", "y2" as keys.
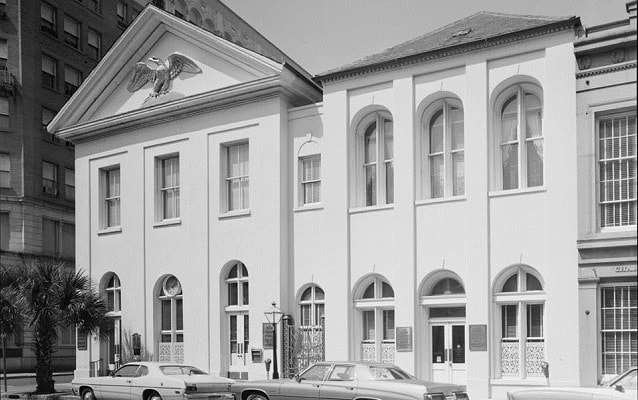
[{"x1": 0, "y1": 372, "x2": 76, "y2": 400}]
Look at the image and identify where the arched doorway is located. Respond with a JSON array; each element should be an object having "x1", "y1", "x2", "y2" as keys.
[
  {"x1": 420, "y1": 272, "x2": 466, "y2": 385},
  {"x1": 100, "y1": 273, "x2": 122, "y2": 374}
]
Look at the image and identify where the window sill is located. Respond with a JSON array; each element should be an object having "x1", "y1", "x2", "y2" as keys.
[
  {"x1": 294, "y1": 203, "x2": 324, "y2": 213},
  {"x1": 97, "y1": 226, "x2": 122, "y2": 236},
  {"x1": 225, "y1": 305, "x2": 249, "y2": 313},
  {"x1": 415, "y1": 196, "x2": 466, "y2": 207},
  {"x1": 219, "y1": 209, "x2": 251, "y2": 219},
  {"x1": 153, "y1": 218, "x2": 182, "y2": 228},
  {"x1": 349, "y1": 204, "x2": 394, "y2": 215},
  {"x1": 488, "y1": 186, "x2": 546, "y2": 198},
  {"x1": 490, "y1": 377, "x2": 547, "y2": 386}
]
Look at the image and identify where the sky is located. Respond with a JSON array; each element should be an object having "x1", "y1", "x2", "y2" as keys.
[{"x1": 221, "y1": 0, "x2": 630, "y2": 75}]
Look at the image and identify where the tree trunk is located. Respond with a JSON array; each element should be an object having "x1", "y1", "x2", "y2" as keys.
[{"x1": 34, "y1": 318, "x2": 55, "y2": 393}]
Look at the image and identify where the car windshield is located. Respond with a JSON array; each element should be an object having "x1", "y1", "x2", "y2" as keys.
[
  {"x1": 160, "y1": 366, "x2": 207, "y2": 375},
  {"x1": 606, "y1": 369, "x2": 637, "y2": 389},
  {"x1": 369, "y1": 366, "x2": 413, "y2": 380}
]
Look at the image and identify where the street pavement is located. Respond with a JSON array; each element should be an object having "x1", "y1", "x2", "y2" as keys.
[{"x1": 0, "y1": 374, "x2": 74, "y2": 398}]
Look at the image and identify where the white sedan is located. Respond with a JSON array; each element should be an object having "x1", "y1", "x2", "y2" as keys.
[
  {"x1": 508, "y1": 367, "x2": 637, "y2": 400},
  {"x1": 72, "y1": 362, "x2": 235, "y2": 400}
]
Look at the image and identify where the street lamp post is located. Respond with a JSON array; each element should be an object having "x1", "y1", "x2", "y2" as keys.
[{"x1": 264, "y1": 302, "x2": 283, "y2": 379}]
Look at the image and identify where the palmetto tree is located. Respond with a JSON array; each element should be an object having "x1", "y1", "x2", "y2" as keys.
[{"x1": 5, "y1": 261, "x2": 111, "y2": 394}]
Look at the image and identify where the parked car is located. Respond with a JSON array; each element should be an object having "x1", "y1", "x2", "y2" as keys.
[
  {"x1": 229, "y1": 361, "x2": 468, "y2": 400},
  {"x1": 507, "y1": 367, "x2": 637, "y2": 400},
  {"x1": 72, "y1": 362, "x2": 235, "y2": 400}
]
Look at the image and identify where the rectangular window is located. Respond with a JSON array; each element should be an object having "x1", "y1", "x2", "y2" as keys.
[
  {"x1": 363, "y1": 310, "x2": 375, "y2": 341},
  {"x1": 42, "y1": 161, "x2": 58, "y2": 195},
  {"x1": 42, "y1": 107, "x2": 56, "y2": 131},
  {"x1": 159, "y1": 156, "x2": 179, "y2": 220},
  {"x1": 87, "y1": 28, "x2": 101, "y2": 59},
  {"x1": 42, "y1": 55, "x2": 57, "y2": 90},
  {"x1": 41, "y1": 2, "x2": 57, "y2": 37},
  {"x1": 42, "y1": 218, "x2": 59, "y2": 255},
  {"x1": 0, "y1": 39, "x2": 7, "y2": 69},
  {"x1": 64, "y1": 65, "x2": 81, "y2": 97},
  {"x1": 301, "y1": 156, "x2": 321, "y2": 205},
  {"x1": 601, "y1": 286, "x2": 637, "y2": 375},
  {"x1": 300, "y1": 304, "x2": 311, "y2": 326},
  {"x1": 64, "y1": 168, "x2": 75, "y2": 201},
  {"x1": 0, "y1": 212, "x2": 9, "y2": 251},
  {"x1": 225, "y1": 143, "x2": 249, "y2": 211},
  {"x1": 63, "y1": 16, "x2": 80, "y2": 49},
  {"x1": 87, "y1": 0, "x2": 100, "y2": 13},
  {"x1": 61, "y1": 223, "x2": 75, "y2": 258},
  {"x1": 598, "y1": 112, "x2": 637, "y2": 228},
  {"x1": 104, "y1": 168, "x2": 121, "y2": 227},
  {"x1": 0, "y1": 98, "x2": 7, "y2": 131},
  {"x1": 116, "y1": 1, "x2": 127, "y2": 28},
  {"x1": 0, "y1": 153, "x2": 9, "y2": 188}
]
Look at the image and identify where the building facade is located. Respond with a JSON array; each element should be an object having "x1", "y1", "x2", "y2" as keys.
[
  {"x1": 47, "y1": 4, "x2": 636, "y2": 400},
  {"x1": 575, "y1": 1, "x2": 637, "y2": 387}
]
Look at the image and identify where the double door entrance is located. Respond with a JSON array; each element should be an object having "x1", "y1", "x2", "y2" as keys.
[
  {"x1": 229, "y1": 313, "x2": 249, "y2": 379},
  {"x1": 430, "y1": 321, "x2": 466, "y2": 385}
]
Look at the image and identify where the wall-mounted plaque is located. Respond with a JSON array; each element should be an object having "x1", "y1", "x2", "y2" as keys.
[
  {"x1": 262, "y1": 323, "x2": 274, "y2": 349},
  {"x1": 396, "y1": 327, "x2": 413, "y2": 352},
  {"x1": 469, "y1": 324, "x2": 487, "y2": 351},
  {"x1": 77, "y1": 334, "x2": 88, "y2": 351}
]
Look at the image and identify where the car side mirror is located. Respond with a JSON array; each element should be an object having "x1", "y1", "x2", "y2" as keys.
[
  {"x1": 293, "y1": 374, "x2": 301, "y2": 383},
  {"x1": 614, "y1": 384, "x2": 625, "y2": 393}
]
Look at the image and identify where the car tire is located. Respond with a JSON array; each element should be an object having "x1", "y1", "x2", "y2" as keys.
[
  {"x1": 147, "y1": 392, "x2": 162, "y2": 400},
  {"x1": 246, "y1": 393, "x2": 268, "y2": 400},
  {"x1": 81, "y1": 389, "x2": 96, "y2": 400}
]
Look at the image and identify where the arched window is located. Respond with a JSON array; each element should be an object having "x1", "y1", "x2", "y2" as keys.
[
  {"x1": 494, "y1": 267, "x2": 545, "y2": 380},
  {"x1": 158, "y1": 275, "x2": 183, "y2": 363},
  {"x1": 494, "y1": 84, "x2": 543, "y2": 190},
  {"x1": 422, "y1": 99, "x2": 464, "y2": 199},
  {"x1": 356, "y1": 112, "x2": 394, "y2": 207},
  {"x1": 189, "y1": 8, "x2": 202, "y2": 26},
  {"x1": 429, "y1": 277, "x2": 465, "y2": 296},
  {"x1": 103, "y1": 273, "x2": 122, "y2": 370},
  {"x1": 226, "y1": 262, "x2": 249, "y2": 306},
  {"x1": 224, "y1": 262, "x2": 249, "y2": 377},
  {"x1": 299, "y1": 285, "x2": 325, "y2": 327},
  {"x1": 354, "y1": 276, "x2": 395, "y2": 363}
]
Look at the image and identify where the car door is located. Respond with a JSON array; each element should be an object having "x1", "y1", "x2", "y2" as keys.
[
  {"x1": 99, "y1": 364, "x2": 140, "y2": 400},
  {"x1": 279, "y1": 364, "x2": 331, "y2": 400},
  {"x1": 319, "y1": 364, "x2": 357, "y2": 400}
]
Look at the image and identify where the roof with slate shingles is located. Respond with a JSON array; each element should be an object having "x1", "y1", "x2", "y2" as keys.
[{"x1": 318, "y1": 11, "x2": 580, "y2": 82}]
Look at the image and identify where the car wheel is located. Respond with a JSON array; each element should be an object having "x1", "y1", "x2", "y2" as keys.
[
  {"x1": 81, "y1": 389, "x2": 96, "y2": 400},
  {"x1": 147, "y1": 392, "x2": 162, "y2": 400},
  {"x1": 246, "y1": 393, "x2": 268, "y2": 400}
]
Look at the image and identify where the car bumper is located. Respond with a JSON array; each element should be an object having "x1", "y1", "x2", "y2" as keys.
[{"x1": 183, "y1": 393, "x2": 235, "y2": 400}]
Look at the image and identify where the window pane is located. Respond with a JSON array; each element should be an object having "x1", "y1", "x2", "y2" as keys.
[
  {"x1": 383, "y1": 310, "x2": 395, "y2": 340},
  {"x1": 385, "y1": 161, "x2": 394, "y2": 204},
  {"x1": 315, "y1": 287, "x2": 325, "y2": 300},
  {"x1": 501, "y1": 96, "x2": 518, "y2": 142},
  {"x1": 502, "y1": 144, "x2": 518, "y2": 190},
  {"x1": 381, "y1": 282, "x2": 394, "y2": 298},
  {"x1": 451, "y1": 107, "x2": 464, "y2": 150},
  {"x1": 301, "y1": 304, "x2": 311, "y2": 326},
  {"x1": 364, "y1": 123, "x2": 377, "y2": 163},
  {"x1": 384, "y1": 120, "x2": 393, "y2": 160},
  {"x1": 362, "y1": 283, "x2": 375, "y2": 299},
  {"x1": 502, "y1": 275, "x2": 518, "y2": 292},
  {"x1": 315, "y1": 303, "x2": 325, "y2": 325},
  {"x1": 301, "y1": 287, "x2": 312, "y2": 301},
  {"x1": 363, "y1": 310, "x2": 375, "y2": 341},
  {"x1": 430, "y1": 155, "x2": 444, "y2": 198},
  {"x1": 453, "y1": 152, "x2": 464, "y2": 196},
  {"x1": 365, "y1": 165, "x2": 376, "y2": 206},
  {"x1": 526, "y1": 273, "x2": 543, "y2": 291},
  {"x1": 242, "y1": 281, "x2": 249, "y2": 305},
  {"x1": 161, "y1": 300, "x2": 171, "y2": 331},
  {"x1": 429, "y1": 111, "x2": 444, "y2": 153},
  {"x1": 176, "y1": 299, "x2": 183, "y2": 330},
  {"x1": 525, "y1": 94, "x2": 542, "y2": 139},
  {"x1": 502, "y1": 304, "x2": 518, "y2": 338},
  {"x1": 527, "y1": 139, "x2": 543, "y2": 187},
  {"x1": 527, "y1": 304, "x2": 543, "y2": 338}
]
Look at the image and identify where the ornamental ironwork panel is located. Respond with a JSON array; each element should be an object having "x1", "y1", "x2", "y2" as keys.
[
  {"x1": 159, "y1": 342, "x2": 184, "y2": 363},
  {"x1": 381, "y1": 343, "x2": 396, "y2": 364},
  {"x1": 501, "y1": 341, "x2": 520, "y2": 376},
  {"x1": 282, "y1": 316, "x2": 325, "y2": 378},
  {"x1": 525, "y1": 341, "x2": 545, "y2": 377},
  {"x1": 361, "y1": 343, "x2": 376, "y2": 362}
]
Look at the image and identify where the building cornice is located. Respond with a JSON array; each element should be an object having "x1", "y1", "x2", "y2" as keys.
[
  {"x1": 576, "y1": 60, "x2": 637, "y2": 79},
  {"x1": 318, "y1": 19, "x2": 579, "y2": 84},
  {"x1": 56, "y1": 75, "x2": 292, "y2": 143}
]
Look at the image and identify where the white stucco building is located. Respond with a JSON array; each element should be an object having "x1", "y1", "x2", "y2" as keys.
[{"x1": 47, "y1": 4, "x2": 636, "y2": 399}]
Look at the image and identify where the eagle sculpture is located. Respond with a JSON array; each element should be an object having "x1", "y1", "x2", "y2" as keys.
[{"x1": 127, "y1": 54, "x2": 202, "y2": 97}]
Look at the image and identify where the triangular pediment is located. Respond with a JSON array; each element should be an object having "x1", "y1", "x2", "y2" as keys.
[{"x1": 49, "y1": 5, "x2": 290, "y2": 132}]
